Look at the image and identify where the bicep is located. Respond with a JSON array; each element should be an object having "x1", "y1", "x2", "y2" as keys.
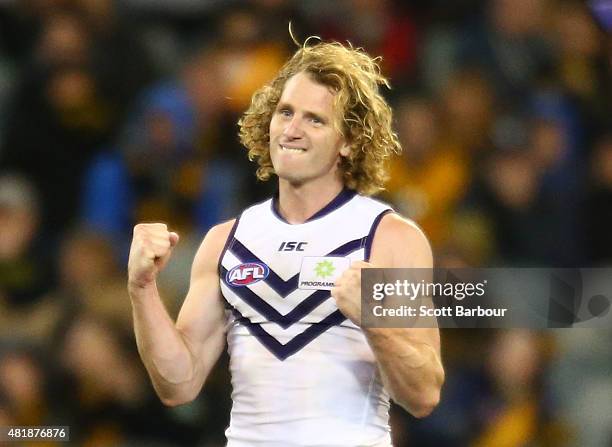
[
  {"x1": 176, "y1": 271, "x2": 227, "y2": 361},
  {"x1": 175, "y1": 221, "x2": 235, "y2": 370},
  {"x1": 370, "y1": 214, "x2": 439, "y2": 351}
]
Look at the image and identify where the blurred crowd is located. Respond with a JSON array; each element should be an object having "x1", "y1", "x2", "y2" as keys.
[{"x1": 0, "y1": 0, "x2": 611, "y2": 446}]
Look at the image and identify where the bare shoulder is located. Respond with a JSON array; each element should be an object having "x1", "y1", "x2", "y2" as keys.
[
  {"x1": 192, "y1": 219, "x2": 237, "y2": 274},
  {"x1": 370, "y1": 213, "x2": 433, "y2": 268},
  {"x1": 205, "y1": 219, "x2": 237, "y2": 249},
  {"x1": 376, "y1": 213, "x2": 429, "y2": 248}
]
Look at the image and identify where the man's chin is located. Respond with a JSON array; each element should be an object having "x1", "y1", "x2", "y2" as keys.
[{"x1": 277, "y1": 173, "x2": 306, "y2": 186}]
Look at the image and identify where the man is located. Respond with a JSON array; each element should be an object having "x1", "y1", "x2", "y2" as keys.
[{"x1": 128, "y1": 40, "x2": 444, "y2": 446}]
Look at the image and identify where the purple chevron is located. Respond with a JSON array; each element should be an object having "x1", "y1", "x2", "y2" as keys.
[
  {"x1": 231, "y1": 308, "x2": 347, "y2": 361},
  {"x1": 221, "y1": 266, "x2": 331, "y2": 328},
  {"x1": 227, "y1": 237, "x2": 366, "y2": 297},
  {"x1": 217, "y1": 205, "x2": 393, "y2": 360}
]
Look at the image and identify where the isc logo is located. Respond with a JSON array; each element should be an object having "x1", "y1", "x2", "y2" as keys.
[
  {"x1": 278, "y1": 241, "x2": 308, "y2": 252},
  {"x1": 227, "y1": 262, "x2": 269, "y2": 286}
]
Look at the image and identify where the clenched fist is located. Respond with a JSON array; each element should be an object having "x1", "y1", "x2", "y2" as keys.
[
  {"x1": 128, "y1": 223, "x2": 179, "y2": 290},
  {"x1": 331, "y1": 261, "x2": 372, "y2": 327}
]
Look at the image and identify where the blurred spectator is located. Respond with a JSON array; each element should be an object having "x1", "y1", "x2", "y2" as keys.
[
  {"x1": 34, "y1": 8, "x2": 92, "y2": 66},
  {"x1": 385, "y1": 95, "x2": 470, "y2": 249},
  {"x1": 469, "y1": 147, "x2": 559, "y2": 265},
  {"x1": 214, "y1": 5, "x2": 288, "y2": 113},
  {"x1": 54, "y1": 228, "x2": 131, "y2": 327},
  {"x1": 0, "y1": 0, "x2": 77, "y2": 64},
  {"x1": 585, "y1": 135, "x2": 612, "y2": 264},
  {"x1": 552, "y1": 0, "x2": 609, "y2": 136},
  {"x1": 80, "y1": 48, "x2": 245, "y2": 260},
  {"x1": 438, "y1": 68, "x2": 495, "y2": 153},
  {"x1": 393, "y1": 330, "x2": 564, "y2": 446},
  {"x1": 55, "y1": 313, "x2": 202, "y2": 446},
  {"x1": 461, "y1": 0, "x2": 554, "y2": 101},
  {"x1": 250, "y1": 0, "x2": 309, "y2": 44},
  {"x1": 208, "y1": 6, "x2": 285, "y2": 203},
  {"x1": 0, "y1": 174, "x2": 58, "y2": 342},
  {"x1": 550, "y1": 327, "x2": 612, "y2": 447},
  {"x1": 466, "y1": 108, "x2": 589, "y2": 266},
  {"x1": 311, "y1": 0, "x2": 419, "y2": 82},
  {"x1": 1, "y1": 61, "x2": 110, "y2": 239},
  {"x1": 472, "y1": 330, "x2": 563, "y2": 447},
  {"x1": 0, "y1": 343, "x2": 54, "y2": 435},
  {"x1": 0, "y1": 4, "x2": 155, "y2": 242},
  {"x1": 76, "y1": 0, "x2": 157, "y2": 122},
  {"x1": 419, "y1": 0, "x2": 555, "y2": 102}
]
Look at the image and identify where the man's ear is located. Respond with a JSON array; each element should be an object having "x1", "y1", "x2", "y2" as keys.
[{"x1": 339, "y1": 144, "x2": 350, "y2": 157}]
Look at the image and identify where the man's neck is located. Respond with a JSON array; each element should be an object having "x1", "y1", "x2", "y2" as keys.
[{"x1": 277, "y1": 179, "x2": 344, "y2": 224}]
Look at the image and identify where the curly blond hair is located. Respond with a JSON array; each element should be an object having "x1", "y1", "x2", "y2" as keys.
[{"x1": 238, "y1": 39, "x2": 401, "y2": 196}]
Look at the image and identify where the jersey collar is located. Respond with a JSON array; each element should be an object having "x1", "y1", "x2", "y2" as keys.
[{"x1": 271, "y1": 187, "x2": 357, "y2": 224}]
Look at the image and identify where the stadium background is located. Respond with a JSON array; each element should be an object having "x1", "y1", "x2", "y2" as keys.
[{"x1": 0, "y1": 0, "x2": 610, "y2": 445}]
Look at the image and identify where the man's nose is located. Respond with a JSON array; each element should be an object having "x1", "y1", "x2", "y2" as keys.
[{"x1": 283, "y1": 116, "x2": 303, "y2": 139}]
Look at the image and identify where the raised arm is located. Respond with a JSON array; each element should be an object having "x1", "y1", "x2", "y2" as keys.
[
  {"x1": 332, "y1": 213, "x2": 444, "y2": 418},
  {"x1": 127, "y1": 220, "x2": 234, "y2": 406}
]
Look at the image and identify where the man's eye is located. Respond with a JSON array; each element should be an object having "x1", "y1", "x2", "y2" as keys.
[
  {"x1": 310, "y1": 117, "x2": 322, "y2": 124},
  {"x1": 279, "y1": 109, "x2": 292, "y2": 117}
]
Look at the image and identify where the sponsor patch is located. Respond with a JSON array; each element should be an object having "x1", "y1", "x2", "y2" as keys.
[{"x1": 298, "y1": 256, "x2": 350, "y2": 290}]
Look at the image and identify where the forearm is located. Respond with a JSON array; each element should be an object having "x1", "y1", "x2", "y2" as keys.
[
  {"x1": 365, "y1": 328, "x2": 444, "y2": 418},
  {"x1": 129, "y1": 282, "x2": 197, "y2": 404}
]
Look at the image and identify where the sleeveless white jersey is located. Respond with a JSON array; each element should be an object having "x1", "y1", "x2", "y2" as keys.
[{"x1": 219, "y1": 189, "x2": 394, "y2": 447}]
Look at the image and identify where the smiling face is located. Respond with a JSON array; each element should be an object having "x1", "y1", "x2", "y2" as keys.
[{"x1": 269, "y1": 72, "x2": 349, "y2": 189}]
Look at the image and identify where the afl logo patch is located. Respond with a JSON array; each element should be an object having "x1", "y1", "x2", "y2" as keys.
[{"x1": 226, "y1": 262, "x2": 269, "y2": 286}]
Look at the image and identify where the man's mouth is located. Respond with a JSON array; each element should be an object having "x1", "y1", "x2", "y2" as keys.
[{"x1": 279, "y1": 144, "x2": 306, "y2": 153}]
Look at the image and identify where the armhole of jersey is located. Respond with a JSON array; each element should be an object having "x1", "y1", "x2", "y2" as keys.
[
  {"x1": 217, "y1": 216, "x2": 241, "y2": 278},
  {"x1": 364, "y1": 209, "x2": 394, "y2": 262}
]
